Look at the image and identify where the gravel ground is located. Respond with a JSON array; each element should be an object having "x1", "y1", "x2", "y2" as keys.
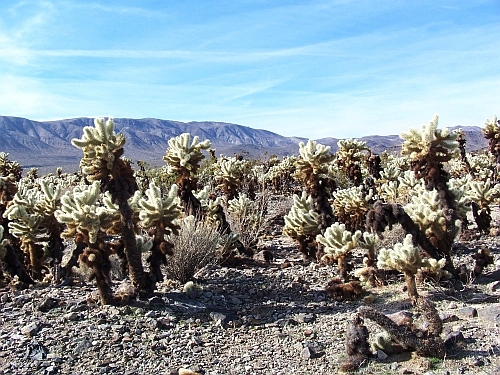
[{"x1": 2, "y1": 232, "x2": 500, "y2": 375}]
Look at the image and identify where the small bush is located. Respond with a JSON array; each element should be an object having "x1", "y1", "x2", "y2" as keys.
[{"x1": 164, "y1": 216, "x2": 221, "y2": 283}]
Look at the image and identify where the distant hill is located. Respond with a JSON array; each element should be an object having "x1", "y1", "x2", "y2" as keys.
[{"x1": 0, "y1": 116, "x2": 488, "y2": 173}]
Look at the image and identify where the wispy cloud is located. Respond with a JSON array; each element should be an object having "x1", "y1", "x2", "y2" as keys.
[{"x1": 65, "y1": 1, "x2": 166, "y2": 18}]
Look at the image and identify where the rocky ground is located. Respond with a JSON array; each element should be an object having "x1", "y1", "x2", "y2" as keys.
[{"x1": 1, "y1": 229, "x2": 500, "y2": 375}]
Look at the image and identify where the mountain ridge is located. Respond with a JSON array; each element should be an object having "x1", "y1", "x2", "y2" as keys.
[{"x1": 0, "y1": 116, "x2": 488, "y2": 172}]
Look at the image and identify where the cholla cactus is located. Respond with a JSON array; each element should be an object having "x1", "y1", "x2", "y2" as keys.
[
  {"x1": 264, "y1": 156, "x2": 297, "y2": 194},
  {"x1": 401, "y1": 115, "x2": 459, "y2": 163},
  {"x1": 335, "y1": 139, "x2": 368, "y2": 185},
  {"x1": 0, "y1": 152, "x2": 22, "y2": 181},
  {"x1": 399, "y1": 115, "x2": 461, "y2": 274},
  {"x1": 467, "y1": 178, "x2": 500, "y2": 233},
  {"x1": 0, "y1": 174, "x2": 18, "y2": 206},
  {"x1": 72, "y1": 117, "x2": 152, "y2": 295},
  {"x1": 378, "y1": 234, "x2": 432, "y2": 303},
  {"x1": 214, "y1": 156, "x2": 248, "y2": 199},
  {"x1": 54, "y1": 181, "x2": 119, "y2": 304},
  {"x1": 194, "y1": 186, "x2": 223, "y2": 226},
  {"x1": 138, "y1": 182, "x2": 182, "y2": 283},
  {"x1": 418, "y1": 257, "x2": 451, "y2": 282},
  {"x1": 284, "y1": 192, "x2": 320, "y2": 237},
  {"x1": 316, "y1": 222, "x2": 362, "y2": 280},
  {"x1": 332, "y1": 186, "x2": 373, "y2": 231},
  {"x1": 4, "y1": 180, "x2": 63, "y2": 280},
  {"x1": 468, "y1": 152, "x2": 495, "y2": 180},
  {"x1": 482, "y1": 115, "x2": 500, "y2": 175},
  {"x1": 163, "y1": 133, "x2": 211, "y2": 214},
  {"x1": 401, "y1": 115, "x2": 459, "y2": 188},
  {"x1": 71, "y1": 118, "x2": 126, "y2": 182},
  {"x1": 404, "y1": 188, "x2": 461, "y2": 248},
  {"x1": 55, "y1": 181, "x2": 117, "y2": 244},
  {"x1": 294, "y1": 140, "x2": 336, "y2": 236},
  {"x1": 379, "y1": 163, "x2": 401, "y2": 183},
  {"x1": 283, "y1": 192, "x2": 321, "y2": 259},
  {"x1": 163, "y1": 133, "x2": 211, "y2": 175},
  {"x1": 354, "y1": 232, "x2": 385, "y2": 287}
]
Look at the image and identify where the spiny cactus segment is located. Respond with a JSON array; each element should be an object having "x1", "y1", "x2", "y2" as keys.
[{"x1": 317, "y1": 222, "x2": 362, "y2": 280}]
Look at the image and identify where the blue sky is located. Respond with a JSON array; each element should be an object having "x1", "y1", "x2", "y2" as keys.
[{"x1": 0, "y1": 0, "x2": 499, "y2": 139}]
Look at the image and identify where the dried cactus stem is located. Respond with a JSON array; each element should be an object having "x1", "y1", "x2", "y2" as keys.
[
  {"x1": 81, "y1": 247, "x2": 115, "y2": 305},
  {"x1": 297, "y1": 235, "x2": 318, "y2": 261},
  {"x1": 25, "y1": 240, "x2": 42, "y2": 280},
  {"x1": 359, "y1": 301, "x2": 445, "y2": 358},
  {"x1": 340, "y1": 314, "x2": 371, "y2": 372},
  {"x1": 118, "y1": 199, "x2": 152, "y2": 296},
  {"x1": 471, "y1": 202, "x2": 491, "y2": 234},
  {"x1": 404, "y1": 271, "x2": 419, "y2": 305},
  {"x1": 366, "y1": 201, "x2": 442, "y2": 261},
  {"x1": 4, "y1": 243, "x2": 34, "y2": 284}
]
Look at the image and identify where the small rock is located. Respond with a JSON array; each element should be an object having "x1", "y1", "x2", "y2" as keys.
[
  {"x1": 390, "y1": 362, "x2": 399, "y2": 371},
  {"x1": 303, "y1": 329, "x2": 314, "y2": 337},
  {"x1": 37, "y1": 297, "x2": 59, "y2": 312},
  {"x1": 447, "y1": 302, "x2": 458, "y2": 309},
  {"x1": 386, "y1": 311, "x2": 413, "y2": 326},
  {"x1": 377, "y1": 349, "x2": 388, "y2": 360},
  {"x1": 296, "y1": 313, "x2": 315, "y2": 324},
  {"x1": 148, "y1": 296, "x2": 165, "y2": 306},
  {"x1": 445, "y1": 331, "x2": 466, "y2": 348},
  {"x1": 64, "y1": 312, "x2": 82, "y2": 321},
  {"x1": 21, "y1": 322, "x2": 40, "y2": 337},
  {"x1": 477, "y1": 304, "x2": 500, "y2": 323},
  {"x1": 178, "y1": 368, "x2": 202, "y2": 375},
  {"x1": 300, "y1": 341, "x2": 324, "y2": 359},
  {"x1": 440, "y1": 312, "x2": 459, "y2": 323},
  {"x1": 457, "y1": 307, "x2": 477, "y2": 318},
  {"x1": 280, "y1": 261, "x2": 292, "y2": 269},
  {"x1": 489, "y1": 281, "x2": 500, "y2": 292}
]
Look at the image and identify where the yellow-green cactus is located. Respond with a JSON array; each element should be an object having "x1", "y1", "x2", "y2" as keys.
[
  {"x1": 332, "y1": 186, "x2": 373, "y2": 231},
  {"x1": 137, "y1": 182, "x2": 182, "y2": 282},
  {"x1": 283, "y1": 192, "x2": 322, "y2": 259},
  {"x1": 193, "y1": 186, "x2": 223, "y2": 226},
  {"x1": 483, "y1": 115, "x2": 499, "y2": 140},
  {"x1": 297, "y1": 140, "x2": 334, "y2": 175},
  {"x1": 0, "y1": 152, "x2": 22, "y2": 181},
  {"x1": 3, "y1": 180, "x2": 63, "y2": 280},
  {"x1": 467, "y1": 178, "x2": 500, "y2": 233},
  {"x1": 404, "y1": 188, "x2": 461, "y2": 245},
  {"x1": 467, "y1": 178, "x2": 500, "y2": 210},
  {"x1": 54, "y1": 181, "x2": 116, "y2": 244},
  {"x1": 336, "y1": 139, "x2": 368, "y2": 165},
  {"x1": 226, "y1": 192, "x2": 265, "y2": 248},
  {"x1": 401, "y1": 115, "x2": 459, "y2": 164},
  {"x1": 283, "y1": 192, "x2": 321, "y2": 239},
  {"x1": 214, "y1": 157, "x2": 248, "y2": 199},
  {"x1": 335, "y1": 138, "x2": 368, "y2": 185},
  {"x1": 163, "y1": 133, "x2": 211, "y2": 176},
  {"x1": 71, "y1": 118, "x2": 126, "y2": 181},
  {"x1": 138, "y1": 183, "x2": 182, "y2": 232},
  {"x1": 316, "y1": 222, "x2": 362, "y2": 280},
  {"x1": 378, "y1": 234, "x2": 430, "y2": 303}
]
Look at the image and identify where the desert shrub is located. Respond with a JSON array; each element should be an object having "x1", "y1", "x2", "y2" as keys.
[
  {"x1": 164, "y1": 215, "x2": 222, "y2": 283},
  {"x1": 225, "y1": 191, "x2": 270, "y2": 249}
]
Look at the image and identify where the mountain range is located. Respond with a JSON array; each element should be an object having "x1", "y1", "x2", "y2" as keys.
[{"x1": 0, "y1": 116, "x2": 488, "y2": 173}]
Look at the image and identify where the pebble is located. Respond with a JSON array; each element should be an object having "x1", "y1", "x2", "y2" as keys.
[{"x1": 0, "y1": 234, "x2": 499, "y2": 374}]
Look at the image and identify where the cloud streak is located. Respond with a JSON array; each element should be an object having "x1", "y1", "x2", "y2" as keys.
[{"x1": 0, "y1": 0, "x2": 499, "y2": 140}]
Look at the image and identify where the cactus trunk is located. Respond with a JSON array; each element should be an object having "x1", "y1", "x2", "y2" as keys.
[{"x1": 404, "y1": 271, "x2": 419, "y2": 305}]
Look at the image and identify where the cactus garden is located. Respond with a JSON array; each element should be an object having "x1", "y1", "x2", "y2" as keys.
[{"x1": 1, "y1": 115, "x2": 500, "y2": 374}]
